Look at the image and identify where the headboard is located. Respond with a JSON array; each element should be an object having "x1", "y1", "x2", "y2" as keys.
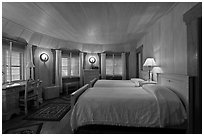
[{"x1": 157, "y1": 73, "x2": 190, "y2": 111}]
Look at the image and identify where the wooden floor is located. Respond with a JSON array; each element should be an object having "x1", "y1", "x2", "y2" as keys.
[{"x1": 2, "y1": 97, "x2": 73, "y2": 134}]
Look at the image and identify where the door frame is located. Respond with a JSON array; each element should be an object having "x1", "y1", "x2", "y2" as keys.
[{"x1": 136, "y1": 45, "x2": 143, "y2": 77}]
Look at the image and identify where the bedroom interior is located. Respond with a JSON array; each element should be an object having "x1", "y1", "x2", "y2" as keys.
[{"x1": 1, "y1": 2, "x2": 202, "y2": 134}]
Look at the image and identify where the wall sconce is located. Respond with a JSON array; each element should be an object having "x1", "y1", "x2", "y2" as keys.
[
  {"x1": 89, "y1": 56, "x2": 96, "y2": 69},
  {"x1": 40, "y1": 53, "x2": 49, "y2": 62},
  {"x1": 89, "y1": 56, "x2": 96, "y2": 64}
]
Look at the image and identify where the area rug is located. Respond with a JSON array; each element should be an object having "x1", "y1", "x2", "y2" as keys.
[
  {"x1": 25, "y1": 103, "x2": 71, "y2": 121},
  {"x1": 4, "y1": 123, "x2": 43, "y2": 134}
]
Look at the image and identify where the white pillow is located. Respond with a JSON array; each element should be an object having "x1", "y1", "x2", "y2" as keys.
[{"x1": 130, "y1": 78, "x2": 145, "y2": 87}]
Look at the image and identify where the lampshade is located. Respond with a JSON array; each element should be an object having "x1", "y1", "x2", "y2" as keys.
[{"x1": 143, "y1": 58, "x2": 156, "y2": 67}]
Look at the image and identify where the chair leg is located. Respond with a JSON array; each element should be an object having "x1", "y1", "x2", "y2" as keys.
[{"x1": 24, "y1": 101, "x2": 28, "y2": 115}]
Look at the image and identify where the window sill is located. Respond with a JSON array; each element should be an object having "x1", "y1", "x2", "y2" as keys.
[
  {"x1": 62, "y1": 76, "x2": 79, "y2": 79},
  {"x1": 2, "y1": 81, "x2": 26, "y2": 89},
  {"x1": 2, "y1": 80, "x2": 26, "y2": 85}
]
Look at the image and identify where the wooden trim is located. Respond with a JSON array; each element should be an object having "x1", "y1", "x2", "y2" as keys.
[{"x1": 183, "y1": 3, "x2": 202, "y2": 24}]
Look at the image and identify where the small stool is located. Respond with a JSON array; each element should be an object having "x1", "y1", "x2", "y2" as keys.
[
  {"x1": 64, "y1": 82, "x2": 79, "y2": 95},
  {"x1": 43, "y1": 86, "x2": 60, "y2": 100}
]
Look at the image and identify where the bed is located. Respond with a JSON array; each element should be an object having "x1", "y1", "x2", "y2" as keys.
[
  {"x1": 70, "y1": 74, "x2": 191, "y2": 133},
  {"x1": 93, "y1": 78, "x2": 145, "y2": 87}
]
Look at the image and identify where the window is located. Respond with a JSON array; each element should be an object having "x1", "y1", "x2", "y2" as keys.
[
  {"x1": 61, "y1": 52, "x2": 79, "y2": 77},
  {"x1": 106, "y1": 54, "x2": 113, "y2": 75},
  {"x1": 106, "y1": 54, "x2": 122, "y2": 76},
  {"x1": 114, "y1": 54, "x2": 122, "y2": 75},
  {"x1": 2, "y1": 44, "x2": 24, "y2": 83}
]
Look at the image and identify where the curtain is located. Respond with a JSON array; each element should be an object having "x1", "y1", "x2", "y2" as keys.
[
  {"x1": 79, "y1": 52, "x2": 84, "y2": 86},
  {"x1": 101, "y1": 53, "x2": 106, "y2": 79},
  {"x1": 55, "y1": 50, "x2": 62, "y2": 93},
  {"x1": 122, "y1": 52, "x2": 126, "y2": 80}
]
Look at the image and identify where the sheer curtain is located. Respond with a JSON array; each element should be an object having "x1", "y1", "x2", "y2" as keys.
[
  {"x1": 101, "y1": 53, "x2": 106, "y2": 79},
  {"x1": 55, "y1": 50, "x2": 62, "y2": 93},
  {"x1": 121, "y1": 52, "x2": 126, "y2": 80},
  {"x1": 79, "y1": 52, "x2": 84, "y2": 87}
]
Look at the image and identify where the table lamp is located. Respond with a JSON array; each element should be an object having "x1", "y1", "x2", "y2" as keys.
[{"x1": 143, "y1": 58, "x2": 156, "y2": 81}]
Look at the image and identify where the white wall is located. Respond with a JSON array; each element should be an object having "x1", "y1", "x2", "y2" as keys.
[{"x1": 128, "y1": 2, "x2": 197, "y2": 79}]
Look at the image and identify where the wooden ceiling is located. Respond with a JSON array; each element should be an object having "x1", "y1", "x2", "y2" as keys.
[{"x1": 2, "y1": 2, "x2": 174, "y2": 45}]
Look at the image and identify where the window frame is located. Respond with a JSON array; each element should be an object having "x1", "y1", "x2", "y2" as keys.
[
  {"x1": 106, "y1": 53, "x2": 122, "y2": 76},
  {"x1": 2, "y1": 45, "x2": 25, "y2": 83},
  {"x1": 61, "y1": 52, "x2": 79, "y2": 78}
]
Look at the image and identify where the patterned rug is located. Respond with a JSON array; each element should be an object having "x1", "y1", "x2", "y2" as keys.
[
  {"x1": 25, "y1": 103, "x2": 70, "y2": 121},
  {"x1": 4, "y1": 123, "x2": 43, "y2": 134}
]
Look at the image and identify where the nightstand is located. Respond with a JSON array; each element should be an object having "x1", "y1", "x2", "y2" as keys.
[{"x1": 139, "y1": 80, "x2": 157, "y2": 86}]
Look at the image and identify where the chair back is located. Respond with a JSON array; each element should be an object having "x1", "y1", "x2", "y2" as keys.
[{"x1": 25, "y1": 80, "x2": 38, "y2": 99}]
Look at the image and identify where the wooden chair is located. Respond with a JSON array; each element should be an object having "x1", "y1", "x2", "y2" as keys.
[{"x1": 19, "y1": 80, "x2": 40, "y2": 115}]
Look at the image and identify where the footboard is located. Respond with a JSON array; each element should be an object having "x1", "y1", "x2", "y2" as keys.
[{"x1": 70, "y1": 84, "x2": 89, "y2": 109}]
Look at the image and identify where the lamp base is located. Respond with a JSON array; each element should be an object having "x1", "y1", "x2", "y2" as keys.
[{"x1": 148, "y1": 69, "x2": 151, "y2": 81}]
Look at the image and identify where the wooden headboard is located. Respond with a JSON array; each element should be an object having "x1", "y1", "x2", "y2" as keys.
[{"x1": 157, "y1": 73, "x2": 190, "y2": 111}]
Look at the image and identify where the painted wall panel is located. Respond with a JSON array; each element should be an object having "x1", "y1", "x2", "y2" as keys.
[
  {"x1": 19, "y1": 29, "x2": 33, "y2": 43},
  {"x1": 50, "y1": 38, "x2": 59, "y2": 49},
  {"x1": 39, "y1": 35, "x2": 53, "y2": 48},
  {"x1": 130, "y1": 3, "x2": 197, "y2": 76},
  {"x1": 3, "y1": 21, "x2": 24, "y2": 38},
  {"x1": 29, "y1": 32, "x2": 43, "y2": 46},
  {"x1": 2, "y1": 18, "x2": 9, "y2": 30},
  {"x1": 34, "y1": 47, "x2": 53, "y2": 87}
]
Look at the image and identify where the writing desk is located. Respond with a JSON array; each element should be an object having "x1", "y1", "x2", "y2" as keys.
[
  {"x1": 2, "y1": 82, "x2": 25, "y2": 121},
  {"x1": 2, "y1": 81, "x2": 43, "y2": 121}
]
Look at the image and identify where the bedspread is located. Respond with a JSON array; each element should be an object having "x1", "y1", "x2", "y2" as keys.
[{"x1": 70, "y1": 86, "x2": 187, "y2": 131}]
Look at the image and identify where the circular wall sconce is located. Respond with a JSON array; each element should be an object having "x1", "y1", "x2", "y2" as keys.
[
  {"x1": 89, "y1": 56, "x2": 96, "y2": 64},
  {"x1": 40, "y1": 53, "x2": 49, "y2": 62}
]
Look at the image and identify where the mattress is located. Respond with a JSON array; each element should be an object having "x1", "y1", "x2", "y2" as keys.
[
  {"x1": 93, "y1": 80, "x2": 137, "y2": 87},
  {"x1": 70, "y1": 85, "x2": 187, "y2": 131}
]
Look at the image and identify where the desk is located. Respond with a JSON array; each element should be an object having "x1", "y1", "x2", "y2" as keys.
[
  {"x1": 2, "y1": 82, "x2": 25, "y2": 121},
  {"x1": 2, "y1": 81, "x2": 43, "y2": 121}
]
